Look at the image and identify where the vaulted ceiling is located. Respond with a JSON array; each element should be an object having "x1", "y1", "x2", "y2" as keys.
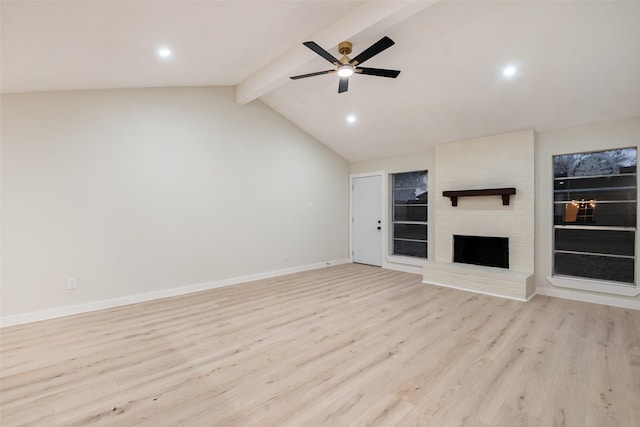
[{"x1": 3, "y1": 1, "x2": 640, "y2": 161}]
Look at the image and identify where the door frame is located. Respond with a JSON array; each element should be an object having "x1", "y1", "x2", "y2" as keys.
[{"x1": 349, "y1": 171, "x2": 387, "y2": 266}]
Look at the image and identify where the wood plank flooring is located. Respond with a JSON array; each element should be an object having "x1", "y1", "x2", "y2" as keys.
[{"x1": 1, "y1": 264, "x2": 639, "y2": 426}]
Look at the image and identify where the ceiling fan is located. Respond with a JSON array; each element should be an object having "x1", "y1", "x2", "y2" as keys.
[{"x1": 290, "y1": 36, "x2": 401, "y2": 93}]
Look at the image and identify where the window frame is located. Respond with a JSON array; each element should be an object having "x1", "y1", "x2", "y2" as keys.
[
  {"x1": 390, "y1": 170, "x2": 428, "y2": 259},
  {"x1": 551, "y1": 147, "x2": 637, "y2": 291}
]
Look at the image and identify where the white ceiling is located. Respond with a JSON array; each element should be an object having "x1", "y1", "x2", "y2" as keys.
[{"x1": 3, "y1": 0, "x2": 640, "y2": 162}]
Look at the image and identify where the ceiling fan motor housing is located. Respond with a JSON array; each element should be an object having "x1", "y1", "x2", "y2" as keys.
[{"x1": 338, "y1": 41, "x2": 352, "y2": 56}]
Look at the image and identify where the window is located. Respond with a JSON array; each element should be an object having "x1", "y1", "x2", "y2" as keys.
[
  {"x1": 553, "y1": 148, "x2": 637, "y2": 285},
  {"x1": 392, "y1": 171, "x2": 427, "y2": 258}
]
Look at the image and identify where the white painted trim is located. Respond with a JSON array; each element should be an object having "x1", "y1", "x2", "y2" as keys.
[
  {"x1": 0, "y1": 259, "x2": 351, "y2": 327},
  {"x1": 384, "y1": 254, "x2": 427, "y2": 268},
  {"x1": 381, "y1": 172, "x2": 390, "y2": 268},
  {"x1": 349, "y1": 171, "x2": 386, "y2": 267},
  {"x1": 383, "y1": 254, "x2": 428, "y2": 275},
  {"x1": 546, "y1": 275, "x2": 640, "y2": 297},
  {"x1": 421, "y1": 279, "x2": 529, "y2": 302},
  {"x1": 384, "y1": 263, "x2": 423, "y2": 275},
  {"x1": 536, "y1": 286, "x2": 640, "y2": 310}
]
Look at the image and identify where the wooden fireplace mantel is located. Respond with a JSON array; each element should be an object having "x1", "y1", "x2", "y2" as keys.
[{"x1": 442, "y1": 187, "x2": 516, "y2": 206}]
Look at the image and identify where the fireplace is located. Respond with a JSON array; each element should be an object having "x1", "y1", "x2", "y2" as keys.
[
  {"x1": 422, "y1": 130, "x2": 534, "y2": 300},
  {"x1": 453, "y1": 235, "x2": 509, "y2": 269}
]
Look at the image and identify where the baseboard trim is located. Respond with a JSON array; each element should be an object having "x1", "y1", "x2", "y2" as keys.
[
  {"x1": 0, "y1": 258, "x2": 351, "y2": 327},
  {"x1": 536, "y1": 287, "x2": 640, "y2": 310}
]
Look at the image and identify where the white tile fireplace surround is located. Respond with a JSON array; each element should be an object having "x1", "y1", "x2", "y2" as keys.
[{"x1": 423, "y1": 130, "x2": 536, "y2": 301}]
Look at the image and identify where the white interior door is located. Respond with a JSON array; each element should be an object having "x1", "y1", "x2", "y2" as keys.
[{"x1": 352, "y1": 175, "x2": 382, "y2": 266}]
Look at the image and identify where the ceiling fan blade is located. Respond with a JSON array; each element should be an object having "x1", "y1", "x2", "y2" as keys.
[
  {"x1": 356, "y1": 67, "x2": 401, "y2": 78},
  {"x1": 303, "y1": 41, "x2": 341, "y2": 65},
  {"x1": 338, "y1": 76, "x2": 349, "y2": 93},
  {"x1": 349, "y1": 36, "x2": 395, "y2": 65},
  {"x1": 290, "y1": 70, "x2": 334, "y2": 80}
]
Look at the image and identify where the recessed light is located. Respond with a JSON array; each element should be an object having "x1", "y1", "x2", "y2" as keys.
[
  {"x1": 503, "y1": 65, "x2": 517, "y2": 77},
  {"x1": 157, "y1": 47, "x2": 172, "y2": 59},
  {"x1": 346, "y1": 114, "x2": 357, "y2": 124}
]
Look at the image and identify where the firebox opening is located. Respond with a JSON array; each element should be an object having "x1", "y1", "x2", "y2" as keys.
[{"x1": 453, "y1": 235, "x2": 509, "y2": 269}]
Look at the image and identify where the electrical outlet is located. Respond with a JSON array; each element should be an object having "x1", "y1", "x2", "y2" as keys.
[
  {"x1": 283, "y1": 252, "x2": 289, "y2": 261},
  {"x1": 67, "y1": 277, "x2": 77, "y2": 290}
]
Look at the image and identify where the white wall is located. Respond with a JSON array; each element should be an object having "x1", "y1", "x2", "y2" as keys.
[
  {"x1": 1, "y1": 87, "x2": 349, "y2": 321},
  {"x1": 536, "y1": 116, "x2": 640, "y2": 309},
  {"x1": 350, "y1": 150, "x2": 435, "y2": 176}
]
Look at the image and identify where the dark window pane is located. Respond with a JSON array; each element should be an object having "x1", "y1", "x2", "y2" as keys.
[
  {"x1": 392, "y1": 170, "x2": 428, "y2": 259},
  {"x1": 555, "y1": 229, "x2": 635, "y2": 256},
  {"x1": 554, "y1": 175, "x2": 636, "y2": 200},
  {"x1": 394, "y1": 189, "x2": 417, "y2": 204},
  {"x1": 393, "y1": 190, "x2": 428, "y2": 204},
  {"x1": 554, "y1": 201, "x2": 636, "y2": 227},
  {"x1": 554, "y1": 188, "x2": 635, "y2": 202},
  {"x1": 393, "y1": 171, "x2": 427, "y2": 190},
  {"x1": 554, "y1": 148, "x2": 637, "y2": 178},
  {"x1": 394, "y1": 205, "x2": 427, "y2": 222},
  {"x1": 555, "y1": 174, "x2": 636, "y2": 191},
  {"x1": 554, "y1": 176, "x2": 636, "y2": 202},
  {"x1": 394, "y1": 224, "x2": 427, "y2": 240},
  {"x1": 393, "y1": 240, "x2": 427, "y2": 258},
  {"x1": 554, "y1": 252, "x2": 634, "y2": 284}
]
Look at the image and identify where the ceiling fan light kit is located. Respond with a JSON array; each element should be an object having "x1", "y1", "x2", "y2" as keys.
[
  {"x1": 337, "y1": 65, "x2": 354, "y2": 77},
  {"x1": 290, "y1": 36, "x2": 401, "y2": 93}
]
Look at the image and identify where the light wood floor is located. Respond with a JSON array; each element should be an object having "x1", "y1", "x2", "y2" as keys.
[{"x1": 1, "y1": 264, "x2": 639, "y2": 426}]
